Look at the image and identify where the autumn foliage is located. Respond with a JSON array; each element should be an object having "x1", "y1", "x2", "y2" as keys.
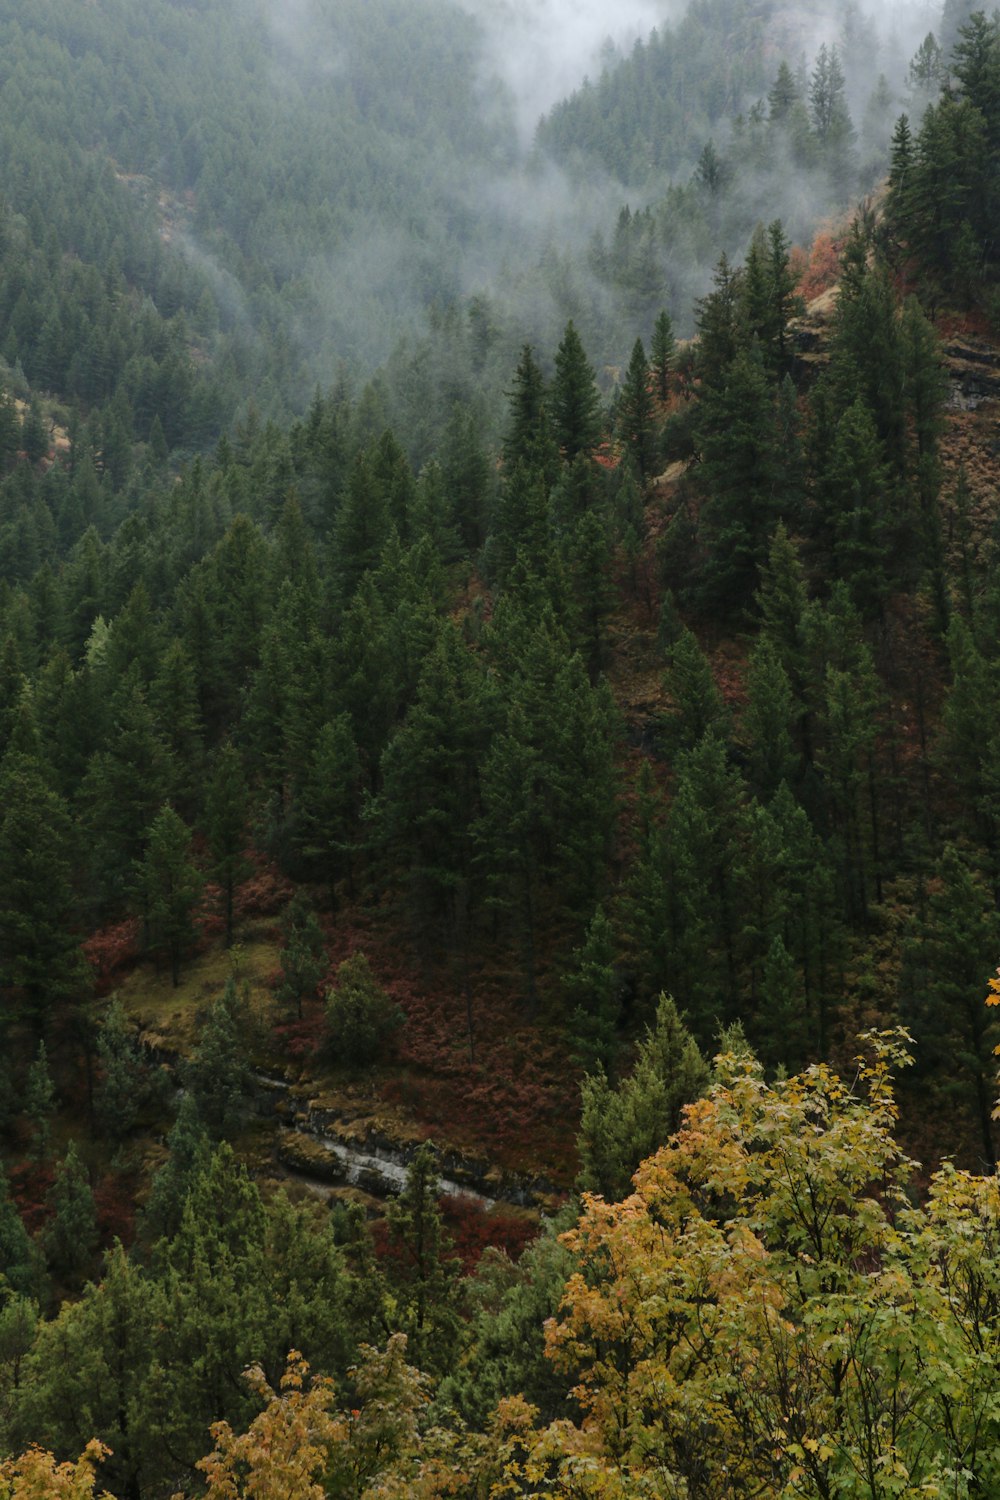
[
  {"x1": 0, "y1": 1442, "x2": 112, "y2": 1500},
  {"x1": 790, "y1": 228, "x2": 842, "y2": 303},
  {"x1": 496, "y1": 1030, "x2": 1000, "y2": 1497}
]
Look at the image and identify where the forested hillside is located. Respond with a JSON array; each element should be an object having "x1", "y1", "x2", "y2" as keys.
[{"x1": 2, "y1": 0, "x2": 1000, "y2": 1495}]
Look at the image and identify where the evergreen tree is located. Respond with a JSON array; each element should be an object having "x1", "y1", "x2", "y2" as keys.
[
  {"x1": 564, "y1": 906, "x2": 620, "y2": 1074},
  {"x1": 204, "y1": 742, "x2": 251, "y2": 948},
  {"x1": 383, "y1": 1142, "x2": 461, "y2": 1374},
  {"x1": 380, "y1": 623, "x2": 491, "y2": 951},
  {"x1": 666, "y1": 734, "x2": 750, "y2": 1034},
  {"x1": 332, "y1": 444, "x2": 393, "y2": 604},
  {"x1": 95, "y1": 997, "x2": 165, "y2": 1143},
  {"x1": 809, "y1": 43, "x2": 855, "y2": 194},
  {"x1": 324, "y1": 953, "x2": 404, "y2": 1070},
  {"x1": 0, "y1": 736, "x2": 87, "y2": 1030},
  {"x1": 484, "y1": 463, "x2": 550, "y2": 593},
  {"x1": 15, "y1": 1243, "x2": 156, "y2": 1499},
  {"x1": 903, "y1": 843, "x2": 1000, "y2": 1166},
  {"x1": 768, "y1": 60, "x2": 799, "y2": 122},
  {"x1": 695, "y1": 253, "x2": 745, "y2": 389},
  {"x1": 442, "y1": 1214, "x2": 575, "y2": 1428},
  {"x1": 275, "y1": 895, "x2": 326, "y2": 1021},
  {"x1": 184, "y1": 978, "x2": 254, "y2": 1138},
  {"x1": 695, "y1": 346, "x2": 783, "y2": 614},
  {"x1": 503, "y1": 344, "x2": 557, "y2": 482},
  {"x1": 577, "y1": 994, "x2": 710, "y2": 1201},
  {"x1": 650, "y1": 308, "x2": 675, "y2": 404},
  {"x1": 41, "y1": 1143, "x2": 98, "y2": 1288},
  {"x1": 824, "y1": 398, "x2": 893, "y2": 617},
  {"x1": 24, "y1": 1042, "x2": 56, "y2": 1163},
  {"x1": 82, "y1": 672, "x2": 171, "y2": 909},
  {"x1": 615, "y1": 337, "x2": 655, "y2": 478},
  {"x1": 740, "y1": 635, "x2": 801, "y2": 797},
  {"x1": 563, "y1": 504, "x2": 615, "y2": 681},
  {"x1": 662, "y1": 626, "x2": 729, "y2": 752},
  {"x1": 137, "y1": 805, "x2": 203, "y2": 987},
  {"x1": 757, "y1": 934, "x2": 803, "y2": 1072},
  {"x1": 149, "y1": 639, "x2": 204, "y2": 816},
  {"x1": 550, "y1": 321, "x2": 602, "y2": 463},
  {"x1": 141, "y1": 1092, "x2": 211, "y2": 1245},
  {"x1": 290, "y1": 715, "x2": 361, "y2": 909},
  {"x1": 440, "y1": 403, "x2": 492, "y2": 552},
  {"x1": 0, "y1": 1168, "x2": 37, "y2": 1302},
  {"x1": 816, "y1": 655, "x2": 881, "y2": 926}
]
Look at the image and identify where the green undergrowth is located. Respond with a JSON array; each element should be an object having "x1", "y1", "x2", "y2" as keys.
[{"x1": 115, "y1": 937, "x2": 282, "y2": 1058}]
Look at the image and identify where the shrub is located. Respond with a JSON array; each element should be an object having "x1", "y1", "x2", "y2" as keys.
[{"x1": 323, "y1": 954, "x2": 404, "y2": 1070}]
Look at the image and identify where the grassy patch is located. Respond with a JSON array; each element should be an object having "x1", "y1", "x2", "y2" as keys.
[{"x1": 115, "y1": 939, "x2": 282, "y2": 1056}]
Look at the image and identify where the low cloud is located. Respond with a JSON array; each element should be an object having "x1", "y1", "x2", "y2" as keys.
[{"x1": 459, "y1": 0, "x2": 681, "y2": 140}]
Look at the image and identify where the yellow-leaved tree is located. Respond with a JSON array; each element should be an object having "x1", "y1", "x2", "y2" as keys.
[
  {"x1": 492, "y1": 1029, "x2": 1000, "y2": 1498},
  {"x1": 175, "y1": 1336, "x2": 472, "y2": 1500},
  {"x1": 0, "y1": 1441, "x2": 112, "y2": 1500}
]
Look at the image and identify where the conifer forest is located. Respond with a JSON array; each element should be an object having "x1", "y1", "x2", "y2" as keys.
[{"x1": 4, "y1": 0, "x2": 1000, "y2": 1494}]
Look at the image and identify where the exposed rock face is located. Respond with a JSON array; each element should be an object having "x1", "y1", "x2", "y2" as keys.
[
  {"x1": 257, "y1": 1074, "x2": 562, "y2": 1209},
  {"x1": 277, "y1": 1130, "x2": 349, "y2": 1183},
  {"x1": 942, "y1": 335, "x2": 1000, "y2": 410}
]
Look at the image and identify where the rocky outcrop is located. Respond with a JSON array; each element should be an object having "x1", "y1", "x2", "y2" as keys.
[
  {"x1": 941, "y1": 335, "x2": 1000, "y2": 410},
  {"x1": 255, "y1": 1073, "x2": 562, "y2": 1210},
  {"x1": 277, "y1": 1130, "x2": 349, "y2": 1183}
]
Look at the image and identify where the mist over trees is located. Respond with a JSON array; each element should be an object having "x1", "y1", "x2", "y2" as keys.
[{"x1": 1, "y1": 0, "x2": 1000, "y2": 1494}]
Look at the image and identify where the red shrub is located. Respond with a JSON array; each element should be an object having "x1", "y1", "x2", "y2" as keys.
[{"x1": 82, "y1": 919, "x2": 142, "y2": 995}]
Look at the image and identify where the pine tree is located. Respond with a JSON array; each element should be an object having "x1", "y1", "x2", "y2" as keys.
[
  {"x1": 816, "y1": 655, "x2": 881, "y2": 925},
  {"x1": 141, "y1": 1092, "x2": 211, "y2": 1244},
  {"x1": 485, "y1": 463, "x2": 550, "y2": 592},
  {"x1": 383, "y1": 1142, "x2": 461, "y2": 1373},
  {"x1": 380, "y1": 623, "x2": 491, "y2": 949},
  {"x1": 82, "y1": 672, "x2": 171, "y2": 909},
  {"x1": 662, "y1": 627, "x2": 729, "y2": 752},
  {"x1": 0, "y1": 736, "x2": 87, "y2": 1030},
  {"x1": 809, "y1": 43, "x2": 855, "y2": 195},
  {"x1": 204, "y1": 742, "x2": 251, "y2": 947},
  {"x1": 768, "y1": 60, "x2": 799, "y2": 122},
  {"x1": 823, "y1": 399, "x2": 893, "y2": 617},
  {"x1": 42, "y1": 1143, "x2": 98, "y2": 1287},
  {"x1": 440, "y1": 403, "x2": 493, "y2": 552},
  {"x1": 324, "y1": 954, "x2": 404, "y2": 1070},
  {"x1": 566, "y1": 507, "x2": 613, "y2": 684},
  {"x1": 184, "y1": 979, "x2": 254, "y2": 1139},
  {"x1": 290, "y1": 715, "x2": 361, "y2": 908},
  {"x1": 0, "y1": 1167, "x2": 37, "y2": 1301},
  {"x1": 137, "y1": 806, "x2": 203, "y2": 987},
  {"x1": 695, "y1": 254, "x2": 746, "y2": 390},
  {"x1": 149, "y1": 639, "x2": 204, "y2": 816},
  {"x1": 577, "y1": 994, "x2": 710, "y2": 1200},
  {"x1": 695, "y1": 346, "x2": 783, "y2": 614},
  {"x1": 275, "y1": 895, "x2": 326, "y2": 1021},
  {"x1": 741, "y1": 635, "x2": 801, "y2": 797},
  {"x1": 757, "y1": 934, "x2": 803, "y2": 1071},
  {"x1": 503, "y1": 344, "x2": 557, "y2": 482},
  {"x1": 95, "y1": 997, "x2": 165, "y2": 1143},
  {"x1": 564, "y1": 906, "x2": 620, "y2": 1074},
  {"x1": 666, "y1": 734, "x2": 750, "y2": 1033},
  {"x1": 615, "y1": 337, "x2": 655, "y2": 478},
  {"x1": 903, "y1": 843, "x2": 1000, "y2": 1166},
  {"x1": 650, "y1": 309, "x2": 675, "y2": 405},
  {"x1": 25, "y1": 1042, "x2": 56, "y2": 1163},
  {"x1": 550, "y1": 321, "x2": 602, "y2": 463}
]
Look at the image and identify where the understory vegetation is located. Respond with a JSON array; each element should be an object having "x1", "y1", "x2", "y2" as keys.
[{"x1": 2, "y1": 0, "x2": 1000, "y2": 1494}]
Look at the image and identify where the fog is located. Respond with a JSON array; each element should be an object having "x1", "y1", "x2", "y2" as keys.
[
  {"x1": 458, "y1": 0, "x2": 682, "y2": 139},
  {"x1": 240, "y1": 0, "x2": 956, "y2": 392},
  {"x1": 458, "y1": 0, "x2": 944, "y2": 141}
]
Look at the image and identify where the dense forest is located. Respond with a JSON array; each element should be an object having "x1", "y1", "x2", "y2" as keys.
[{"x1": 3, "y1": 0, "x2": 1000, "y2": 1495}]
